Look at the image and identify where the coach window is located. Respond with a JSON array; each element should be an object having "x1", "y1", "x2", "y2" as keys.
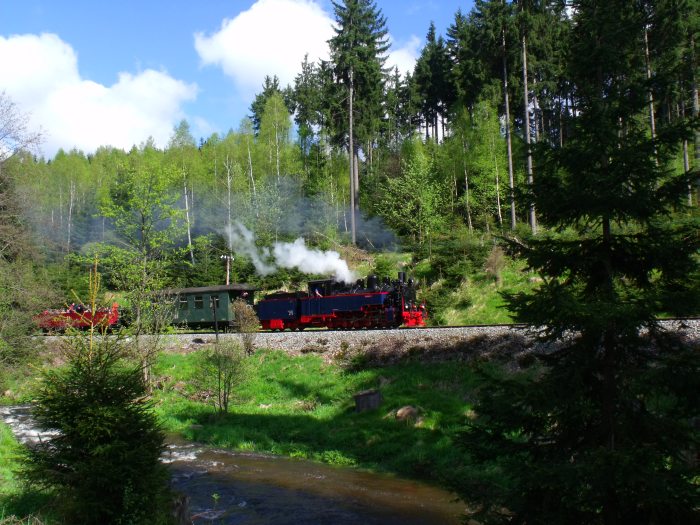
[
  {"x1": 194, "y1": 295, "x2": 204, "y2": 309},
  {"x1": 179, "y1": 297, "x2": 188, "y2": 310}
]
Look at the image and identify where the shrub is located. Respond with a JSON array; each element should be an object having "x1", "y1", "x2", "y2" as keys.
[
  {"x1": 22, "y1": 330, "x2": 171, "y2": 524},
  {"x1": 21, "y1": 265, "x2": 171, "y2": 525},
  {"x1": 232, "y1": 298, "x2": 259, "y2": 355},
  {"x1": 196, "y1": 340, "x2": 249, "y2": 414},
  {"x1": 484, "y1": 245, "x2": 506, "y2": 286}
]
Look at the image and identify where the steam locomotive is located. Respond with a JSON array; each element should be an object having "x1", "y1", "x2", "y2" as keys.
[
  {"x1": 35, "y1": 273, "x2": 427, "y2": 333},
  {"x1": 256, "y1": 272, "x2": 426, "y2": 331}
]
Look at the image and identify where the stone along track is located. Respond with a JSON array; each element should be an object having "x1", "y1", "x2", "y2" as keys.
[{"x1": 161, "y1": 319, "x2": 700, "y2": 365}]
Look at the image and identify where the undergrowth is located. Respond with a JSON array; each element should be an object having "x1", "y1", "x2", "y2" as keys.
[{"x1": 152, "y1": 348, "x2": 485, "y2": 487}]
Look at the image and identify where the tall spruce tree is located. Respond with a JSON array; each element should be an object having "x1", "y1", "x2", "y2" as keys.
[
  {"x1": 457, "y1": 1, "x2": 700, "y2": 523},
  {"x1": 329, "y1": 0, "x2": 389, "y2": 244},
  {"x1": 413, "y1": 23, "x2": 456, "y2": 141}
]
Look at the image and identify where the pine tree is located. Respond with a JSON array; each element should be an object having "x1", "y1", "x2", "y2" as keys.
[
  {"x1": 249, "y1": 75, "x2": 294, "y2": 134},
  {"x1": 457, "y1": 1, "x2": 700, "y2": 523},
  {"x1": 23, "y1": 265, "x2": 171, "y2": 524},
  {"x1": 329, "y1": 0, "x2": 390, "y2": 244}
]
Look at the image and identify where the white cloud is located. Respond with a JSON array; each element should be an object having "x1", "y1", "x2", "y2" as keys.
[
  {"x1": 0, "y1": 33, "x2": 197, "y2": 157},
  {"x1": 196, "y1": 0, "x2": 420, "y2": 93},
  {"x1": 387, "y1": 35, "x2": 421, "y2": 76},
  {"x1": 194, "y1": 0, "x2": 334, "y2": 95}
]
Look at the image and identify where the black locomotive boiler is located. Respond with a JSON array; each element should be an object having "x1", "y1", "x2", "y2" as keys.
[{"x1": 256, "y1": 272, "x2": 426, "y2": 331}]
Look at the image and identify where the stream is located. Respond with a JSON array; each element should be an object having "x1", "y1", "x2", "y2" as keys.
[{"x1": 1, "y1": 405, "x2": 466, "y2": 524}]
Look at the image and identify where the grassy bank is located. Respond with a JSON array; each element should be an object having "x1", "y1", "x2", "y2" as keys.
[
  {"x1": 2, "y1": 343, "x2": 491, "y2": 520},
  {"x1": 152, "y1": 347, "x2": 482, "y2": 488},
  {"x1": 0, "y1": 423, "x2": 54, "y2": 523}
]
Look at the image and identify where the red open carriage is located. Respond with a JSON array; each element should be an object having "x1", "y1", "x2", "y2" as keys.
[{"x1": 34, "y1": 303, "x2": 120, "y2": 332}]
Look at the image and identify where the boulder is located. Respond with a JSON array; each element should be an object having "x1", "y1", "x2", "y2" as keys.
[{"x1": 396, "y1": 405, "x2": 418, "y2": 421}]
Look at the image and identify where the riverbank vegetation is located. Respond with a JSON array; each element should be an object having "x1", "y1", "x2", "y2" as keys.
[
  {"x1": 153, "y1": 348, "x2": 486, "y2": 479},
  {"x1": 0, "y1": 423, "x2": 53, "y2": 524},
  {"x1": 1, "y1": 342, "x2": 518, "y2": 522}
]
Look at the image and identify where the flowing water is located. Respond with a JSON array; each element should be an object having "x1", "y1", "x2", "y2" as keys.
[{"x1": 2, "y1": 405, "x2": 465, "y2": 524}]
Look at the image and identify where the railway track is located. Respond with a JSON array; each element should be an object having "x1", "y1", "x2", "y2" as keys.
[
  {"x1": 152, "y1": 318, "x2": 700, "y2": 356},
  {"x1": 37, "y1": 319, "x2": 700, "y2": 360}
]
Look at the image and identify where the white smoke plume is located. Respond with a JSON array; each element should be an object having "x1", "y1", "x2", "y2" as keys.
[{"x1": 224, "y1": 222, "x2": 356, "y2": 283}]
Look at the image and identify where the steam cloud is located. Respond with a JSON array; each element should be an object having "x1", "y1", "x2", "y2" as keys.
[{"x1": 225, "y1": 222, "x2": 356, "y2": 283}]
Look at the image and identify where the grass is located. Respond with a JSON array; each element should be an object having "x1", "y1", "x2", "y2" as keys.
[
  {"x1": 152, "y1": 347, "x2": 483, "y2": 488},
  {"x1": 424, "y1": 256, "x2": 537, "y2": 326},
  {"x1": 0, "y1": 424, "x2": 54, "y2": 524}
]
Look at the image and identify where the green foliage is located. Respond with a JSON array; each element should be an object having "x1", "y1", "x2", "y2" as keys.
[
  {"x1": 413, "y1": 226, "x2": 491, "y2": 287},
  {"x1": 374, "y1": 139, "x2": 448, "y2": 245},
  {"x1": 484, "y1": 245, "x2": 506, "y2": 286},
  {"x1": 415, "y1": 245, "x2": 531, "y2": 326},
  {"x1": 370, "y1": 254, "x2": 395, "y2": 279},
  {"x1": 0, "y1": 422, "x2": 55, "y2": 524},
  {"x1": 454, "y1": 2, "x2": 700, "y2": 523},
  {"x1": 329, "y1": 0, "x2": 390, "y2": 147},
  {"x1": 22, "y1": 329, "x2": 171, "y2": 525},
  {"x1": 459, "y1": 339, "x2": 700, "y2": 524},
  {"x1": 0, "y1": 260, "x2": 56, "y2": 367},
  {"x1": 153, "y1": 349, "x2": 483, "y2": 482},
  {"x1": 100, "y1": 144, "x2": 183, "y2": 258}
]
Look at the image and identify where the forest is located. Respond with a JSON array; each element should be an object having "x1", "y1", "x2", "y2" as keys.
[
  {"x1": 0, "y1": 0, "x2": 698, "y2": 306},
  {"x1": 1, "y1": 0, "x2": 699, "y2": 524}
]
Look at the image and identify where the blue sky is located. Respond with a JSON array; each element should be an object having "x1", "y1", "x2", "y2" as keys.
[{"x1": 1, "y1": 0, "x2": 472, "y2": 158}]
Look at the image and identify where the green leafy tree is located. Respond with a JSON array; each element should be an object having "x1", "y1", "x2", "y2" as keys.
[
  {"x1": 0, "y1": 97, "x2": 54, "y2": 368},
  {"x1": 413, "y1": 22, "x2": 455, "y2": 141},
  {"x1": 98, "y1": 144, "x2": 182, "y2": 384},
  {"x1": 376, "y1": 140, "x2": 446, "y2": 246},
  {"x1": 166, "y1": 120, "x2": 200, "y2": 265},
  {"x1": 258, "y1": 92, "x2": 295, "y2": 182},
  {"x1": 457, "y1": 2, "x2": 700, "y2": 523},
  {"x1": 249, "y1": 75, "x2": 294, "y2": 134}
]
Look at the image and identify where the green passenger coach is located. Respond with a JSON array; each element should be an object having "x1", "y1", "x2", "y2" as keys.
[{"x1": 167, "y1": 284, "x2": 256, "y2": 331}]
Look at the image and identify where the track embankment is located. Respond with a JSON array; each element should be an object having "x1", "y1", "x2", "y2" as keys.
[{"x1": 158, "y1": 319, "x2": 700, "y2": 366}]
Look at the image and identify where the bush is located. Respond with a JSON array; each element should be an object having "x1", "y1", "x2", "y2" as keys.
[
  {"x1": 484, "y1": 245, "x2": 506, "y2": 286},
  {"x1": 232, "y1": 298, "x2": 259, "y2": 355},
  {"x1": 22, "y1": 328, "x2": 171, "y2": 524},
  {"x1": 21, "y1": 266, "x2": 171, "y2": 525},
  {"x1": 196, "y1": 340, "x2": 249, "y2": 414}
]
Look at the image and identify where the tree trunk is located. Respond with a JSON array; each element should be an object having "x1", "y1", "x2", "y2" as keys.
[
  {"x1": 681, "y1": 100, "x2": 692, "y2": 205},
  {"x1": 492, "y1": 134, "x2": 504, "y2": 228},
  {"x1": 246, "y1": 133, "x2": 257, "y2": 217},
  {"x1": 66, "y1": 179, "x2": 75, "y2": 253},
  {"x1": 349, "y1": 67, "x2": 356, "y2": 245},
  {"x1": 692, "y1": 35, "x2": 700, "y2": 203},
  {"x1": 462, "y1": 139, "x2": 473, "y2": 233},
  {"x1": 224, "y1": 155, "x2": 234, "y2": 249},
  {"x1": 522, "y1": 32, "x2": 537, "y2": 234},
  {"x1": 502, "y1": 27, "x2": 516, "y2": 230},
  {"x1": 644, "y1": 27, "x2": 659, "y2": 165},
  {"x1": 183, "y1": 174, "x2": 195, "y2": 264},
  {"x1": 274, "y1": 100, "x2": 281, "y2": 182}
]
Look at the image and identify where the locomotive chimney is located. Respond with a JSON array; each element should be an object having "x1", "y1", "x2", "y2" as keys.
[
  {"x1": 398, "y1": 271, "x2": 406, "y2": 283},
  {"x1": 367, "y1": 275, "x2": 378, "y2": 290}
]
